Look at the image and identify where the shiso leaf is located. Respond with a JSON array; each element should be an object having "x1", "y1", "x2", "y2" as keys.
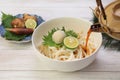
[
  {"x1": 42, "y1": 28, "x2": 63, "y2": 47},
  {"x1": 1, "y1": 12, "x2": 26, "y2": 41},
  {"x1": 1, "y1": 12, "x2": 16, "y2": 28},
  {"x1": 65, "y1": 30, "x2": 78, "y2": 38},
  {"x1": 42, "y1": 27, "x2": 78, "y2": 48},
  {"x1": 4, "y1": 31, "x2": 26, "y2": 41}
]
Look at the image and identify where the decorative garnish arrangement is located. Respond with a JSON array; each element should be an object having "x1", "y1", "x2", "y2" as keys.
[
  {"x1": 39, "y1": 26, "x2": 97, "y2": 61},
  {"x1": 0, "y1": 12, "x2": 44, "y2": 41},
  {"x1": 42, "y1": 27, "x2": 78, "y2": 49}
]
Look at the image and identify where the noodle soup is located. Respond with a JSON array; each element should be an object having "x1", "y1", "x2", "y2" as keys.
[
  {"x1": 38, "y1": 27, "x2": 96, "y2": 61},
  {"x1": 32, "y1": 17, "x2": 102, "y2": 71}
]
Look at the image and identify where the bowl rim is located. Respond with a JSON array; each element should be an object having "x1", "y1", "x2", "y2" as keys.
[{"x1": 32, "y1": 17, "x2": 102, "y2": 63}]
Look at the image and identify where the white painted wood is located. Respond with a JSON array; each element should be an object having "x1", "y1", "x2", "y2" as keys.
[
  {"x1": 0, "y1": 0, "x2": 120, "y2": 79},
  {"x1": 0, "y1": 71, "x2": 120, "y2": 80}
]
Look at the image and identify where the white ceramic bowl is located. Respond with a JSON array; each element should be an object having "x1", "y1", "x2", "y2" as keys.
[{"x1": 32, "y1": 17, "x2": 102, "y2": 72}]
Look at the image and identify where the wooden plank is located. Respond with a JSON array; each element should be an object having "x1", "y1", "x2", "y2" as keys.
[
  {"x1": 0, "y1": 7, "x2": 93, "y2": 20},
  {"x1": 0, "y1": 0, "x2": 114, "y2": 8},
  {"x1": 0, "y1": 71, "x2": 120, "y2": 80},
  {"x1": 0, "y1": 50, "x2": 50, "y2": 70},
  {"x1": 0, "y1": 37, "x2": 33, "y2": 50}
]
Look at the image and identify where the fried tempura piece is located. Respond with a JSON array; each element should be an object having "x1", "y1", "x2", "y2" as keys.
[
  {"x1": 23, "y1": 13, "x2": 37, "y2": 21},
  {"x1": 11, "y1": 18, "x2": 25, "y2": 28}
]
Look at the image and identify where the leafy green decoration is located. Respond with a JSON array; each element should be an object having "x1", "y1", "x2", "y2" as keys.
[
  {"x1": 65, "y1": 30, "x2": 78, "y2": 38},
  {"x1": 61, "y1": 27, "x2": 78, "y2": 38},
  {"x1": 1, "y1": 12, "x2": 26, "y2": 41},
  {"x1": 92, "y1": 13, "x2": 120, "y2": 51},
  {"x1": 5, "y1": 31, "x2": 26, "y2": 41},
  {"x1": 42, "y1": 27, "x2": 78, "y2": 48},
  {"x1": 43, "y1": 28, "x2": 63, "y2": 47},
  {"x1": 1, "y1": 12, "x2": 16, "y2": 28}
]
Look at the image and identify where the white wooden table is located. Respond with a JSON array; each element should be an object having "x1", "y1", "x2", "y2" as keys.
[{"x1": 0, "y1": 0, "x2": 120, "y2": 80}]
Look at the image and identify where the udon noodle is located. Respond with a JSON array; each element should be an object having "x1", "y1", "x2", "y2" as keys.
[{"x1": 38, "y1": 32, "x2": 96, "y2": 61}]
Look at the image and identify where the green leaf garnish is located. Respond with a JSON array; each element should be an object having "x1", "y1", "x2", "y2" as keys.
[
  {"x1": 61, "y1": 27, "x2": 78, "y2": 38},
  {"x1": 65, "y1": 30, "x2": 78, "y2": 38},
  {"x1": 1, "y1": 12, "x2": 16, "y2": 28},
  {"x1": 1, "y1": 12, "x2": 26, "y2": 41},
  {"x1": 42, "y1": 27, "x2": 78, "y2": 48},
  {"x1": 4, "y1": 31, "x2": 26, "y2": 41},
  {"x1": 43, "y1": 28, "x2": 63, "y2": 47}
]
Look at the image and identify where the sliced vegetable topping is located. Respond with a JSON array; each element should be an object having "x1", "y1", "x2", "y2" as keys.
[
  {"x1": 25, "y1": 19, "x2": 37, "y2": 29},
  {"x1": 64, "y1": 36, "x2": 79, "y2": 49}
]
